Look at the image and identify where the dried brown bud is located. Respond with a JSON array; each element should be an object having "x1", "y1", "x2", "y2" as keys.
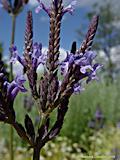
[
  {"x1": 79, "y1": 15, "x2": 99, "y2": 53},
  {"x1": 24, "y1": 11, "x2": 38, "y2": 99}
]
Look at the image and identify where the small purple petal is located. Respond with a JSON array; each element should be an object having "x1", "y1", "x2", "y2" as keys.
[
  {"x1": 86, "y1": 73, "x2": 98, "y2": 84},
  {"x1": 73, "y1": 83, "x2": 85, "y2": 94},
  {"x1": 35, "y1": 5, "x2": 42, "y2": 13},
  {"x1": 80, "y1": 65, "x2": 93, "y2": 74},
  {"x1": 11, "y1": 85, "x2": 27, "y2": 101},
  {"x1": 33, "y1": 42, "x2": 42, "y2": 58},
  {"x1": 11, "y1": 87, "x2": 19, "y2": 100},
  {"x1": 15, "y1": 75, "x2": 26, "y2": 87},
  {"x1": 86, "y1": 63, "x2": 103, "y2": 83},
  {"x1": 10, "y1": 45, "x2": 26, "y2": 66},
  {"x1": 6, "y1": 75, "x2": 27, "y2": 100},
  {"x1": 93, "y1": 63, "x2": 103, "y2": 71},
  {"x1": 62, "y1": 0, "x2": 77, "y2": 15},
  {"x1": 36, "y1": 0, "x2": 50, "y2": 16},
  {"x1": 79, "y1": 51, "x2": 96, "y2": 66},
  {"x1": 10, "y1": 46, "x2": 18, "y2": 63},
  {"x1": 60, "y1": 62, "x2": 69, "y2": 75},
  {"x1": 37, "y1": 54, "x2": 47, "y2": 66},
  {"x1": 0, "y1": 73, "x2": 4, "y2": 77},
  {"x1": 6, "y1": 81, "x2": 17, "y2": 96},
  {"x1": 32, "y1": 43, "x2": 47, "y2": 69},
  {"x1": 60, "y1": 52, "x2": 75, "y2": 75}
]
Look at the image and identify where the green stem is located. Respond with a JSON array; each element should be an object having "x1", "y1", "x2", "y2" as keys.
[
  {"x1": 10, "y1": 15, "x2": 16, "y2": 79},
  {"x1": 10, "y1": 126, "x2": 14, "y2": 160},
  {"x1": 9, "y1": 14, "x2": 16, "y2": 160}
]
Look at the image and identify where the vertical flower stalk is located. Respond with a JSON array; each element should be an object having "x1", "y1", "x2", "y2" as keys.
[
  {"x1": 38, "y1": 0, "x2": 63, "y2": 116},
  {"x1": 24, "y1": 11, "x2": 38, "y2": 99}
]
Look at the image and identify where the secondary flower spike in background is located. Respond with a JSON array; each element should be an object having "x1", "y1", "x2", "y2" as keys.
[{"x1": 0, "y1": 0, "x2": 29, "y2": 15}]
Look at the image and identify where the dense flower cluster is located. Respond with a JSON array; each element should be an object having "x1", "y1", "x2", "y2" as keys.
[
  {"x1": 5, "y1": 74, "x2": 27, "y2": 100},
  {"x1": 35, "y1": 0, "x2": 77, "y2": 16},
  {"x1": 60, "y1": 50, "x2": 102, "y2": 93},
  {"x1": 10, "y1": 47, "x2": 102, "y2": 94},
  {"x1": 10, "y1": 43, "x2": 46, "y2": 71}
]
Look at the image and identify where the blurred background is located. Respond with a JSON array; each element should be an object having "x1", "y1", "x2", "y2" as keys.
[{"x1": 0, "y1": 0, "x2": 120, "y2": 159}]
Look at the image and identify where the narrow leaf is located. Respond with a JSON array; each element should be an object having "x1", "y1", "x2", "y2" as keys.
[{"x1": 25, "y1": 114, "x2": 35, "y2": 142}]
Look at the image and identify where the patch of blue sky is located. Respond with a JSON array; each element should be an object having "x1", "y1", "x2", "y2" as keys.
[{"x1": 0, "y1": 1, "x2": 90, "y2": 58}]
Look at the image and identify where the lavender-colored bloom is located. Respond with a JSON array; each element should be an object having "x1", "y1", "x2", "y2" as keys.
[
  {"x1": 32, "y1": 42, "x2": 46, "y2": 68},
  {"x1": 60, "y1": 51, "x2": 75, "y2": 75},
  {"x1": 10, "y1": 43, "x2": 46, "y2": 70},
  {"x1": 5, "y1": 74, "x2": 27, "y2": 100},
  {"x1": 80, "y1": 65, "x2": 93, "y2": 74},
  {"x1": 86, "y1": 63, "x2": 103, "y2": 83},
  {"x1": 60, "y1": 50, "x2": 102, "y2": 84},
  {"x1": 73, "y1": 83, "x2": 85, "y2": 94},
  {"x1": 36, "y1": 0, "x2": 77, "y2": 17},
  {"x1": 0, "y1": 73, "x2": 4, "y2": 77},
  {"x1": 62, "y1": 0, "x2": 77, "y2": 15},
  {"x1": 33, "y1": 42, "x2": 42, "y2": 58},
  {"x1": 10, "y1": 45, "x2": 25, "y2": 66},
  {"x1": 35, "y1": 0, "x2": 50, "y2": 16},
  {"x1": 73, "y1": 51, "x2": 96, "y2": 67}
]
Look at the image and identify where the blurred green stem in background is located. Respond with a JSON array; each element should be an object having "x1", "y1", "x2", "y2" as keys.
[{"x1": 9, "y1": 14, "x2": 16, "y2": 160}]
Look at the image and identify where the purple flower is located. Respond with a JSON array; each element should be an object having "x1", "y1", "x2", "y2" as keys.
[
  {"x1": 62, "y1": 0, "x2": 77, "y2": 15},
  {"x1": 80, "y1": 65, "x2": 93, "y2": 74},
  {"x1": 73, "y1": 82, "x2": 85, "y2": 94},
  {"x1": 10, "y1": 43, "x2": 46, "y2": 71},
  {"x1": 10, "y1": 45, "x2": 26, "y2": 66},
  {"x1": 35, "y1": 0, "x2": 50, "y2": 16},
  {"x1": 60, "y1": 51, "x2": 75, "y2": 75},
  {"x1": 86, "y1": 63, "x2": 103, "y2": 83},
  {"x1": 36, "y1": 0, "x2": 77, "y2": 17},
  {"x1": 5, "y1": 74, "x2": 27, "y2": 100},
  {"x1": 75, "y1": 51, "x2": 96, "y2": 66},
  {"x1": 32, "y1": 42, "x2": 46, "y2": 69},
  {"x1": 60, "y1": 50, "x2": 102, "y2": 84}
]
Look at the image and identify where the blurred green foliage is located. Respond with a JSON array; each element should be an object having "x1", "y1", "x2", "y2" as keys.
[
  {"x1": 1, "y1": 127, "x2": 120, "y2": 159},
  {"x1": 1, "y1": 79, "x2": 120, "y2": 142},
  {"x1": 61, "y1": 80, "x2": 120, "y2": 141}
]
